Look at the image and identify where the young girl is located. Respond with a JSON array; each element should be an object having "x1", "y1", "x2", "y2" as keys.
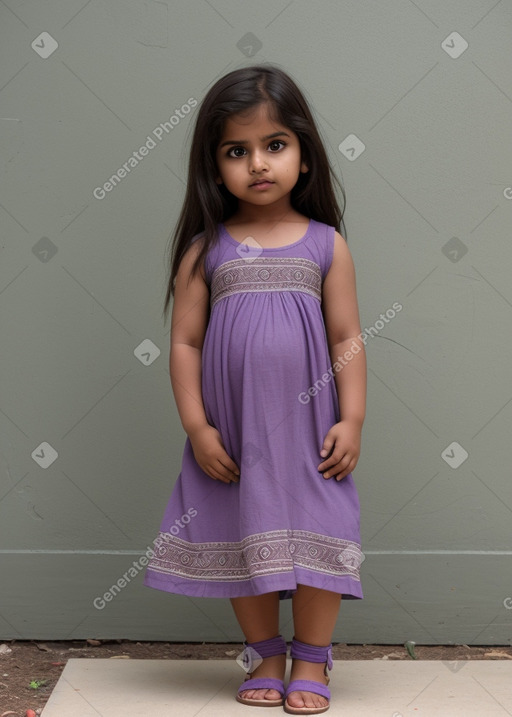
[{"x1": 144, "y1": 64, "x2": 366, "y2": 715}]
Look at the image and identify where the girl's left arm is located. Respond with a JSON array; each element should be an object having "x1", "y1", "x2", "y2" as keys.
[{"x1": 319, "y1": 231, "x2": 367, "y2": 481}]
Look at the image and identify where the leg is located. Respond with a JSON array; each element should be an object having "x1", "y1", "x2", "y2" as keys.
[
  {"x1": 230, "y1": 592, "x2": 286, "y2": 702},
  {"x1": 287, "y1": 585, "x2": 342, "y2": 711}
]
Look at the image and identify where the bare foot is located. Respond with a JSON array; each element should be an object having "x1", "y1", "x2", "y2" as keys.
[{"x1": 238, "y1": 653, "x2": 286, "y2": 702}]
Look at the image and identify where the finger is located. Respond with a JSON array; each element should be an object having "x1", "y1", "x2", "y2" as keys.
[
  {"x1": 318, "y1": 453, "x2": 342, "y2": 471},
  {"x1": 335, "y1": 458, "x2": 356, "y2": 481},
  {"x1": 319, "y1": 448, "x2": 346, "y2": 474},
  {"x1": 319, "y1": 434, "x2": 335, "y2": 460},
  {"x1": 216, "y1": 459, "x2": 240, "y2": 483},
  {"x1": 336, "y1": 467, "x2": 351, "y2": 481},
  {"x1": 204, "y1": 462, "x2": 232, "y2": 483},
  {"x1": 208, "y1": 470, "x2": 230, "y2": 483},
  {"x1": 334, "y1": 463, "x2": 351, "y2": 481},
  {"x1": 322, "y1": 452, "x2": 351, "y2": 479},
  {"x1": 222, "y1": 456, "x2": 240, "y2": 478}
]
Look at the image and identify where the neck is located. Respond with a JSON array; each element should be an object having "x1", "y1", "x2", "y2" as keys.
[{"x1": 232, "y1": 200, "x2": 301, "y2": 226}]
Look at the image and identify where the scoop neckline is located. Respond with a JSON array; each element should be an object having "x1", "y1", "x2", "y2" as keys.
[{"x1": 220, "y1": 218, "x2": 312, "y2": 251}]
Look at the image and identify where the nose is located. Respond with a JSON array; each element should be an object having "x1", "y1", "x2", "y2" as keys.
[{"x1": 249, "y1": 149, "x2": 268, "y2": 173}]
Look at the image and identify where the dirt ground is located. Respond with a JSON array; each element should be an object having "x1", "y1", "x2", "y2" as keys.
[{"x1": 1, "y1": 639, "x2": 511, "y2": 716}]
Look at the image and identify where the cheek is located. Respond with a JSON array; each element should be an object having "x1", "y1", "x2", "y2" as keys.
[
  {"x1": 279, "y1": 150, "x2": 302, "y2": 172},
  {"x1": 222, "y1": 162, "x2": 245, "y2": 182},
  {"x1": 282, "y1": 161, "x2": 302, "y2": 179},
  {"x1": 216, "y1": 153, "x2": 232, "y2": 172}
]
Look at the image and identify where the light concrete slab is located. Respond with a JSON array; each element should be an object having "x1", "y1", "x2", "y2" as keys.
[{"x1": 41, "y1": 658, "x2": 512, "y2": 716}]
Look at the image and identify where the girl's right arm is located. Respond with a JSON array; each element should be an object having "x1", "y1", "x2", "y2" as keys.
[{"x1": 170, "y1": 239, "x2": 240, "y2": 484}]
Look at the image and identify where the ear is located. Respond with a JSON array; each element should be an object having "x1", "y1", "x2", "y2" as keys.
[{"x1": 300, "y1": 160, "x2": 309, "y2": 174}]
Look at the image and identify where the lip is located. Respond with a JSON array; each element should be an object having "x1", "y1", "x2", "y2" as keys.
[{"x1": 250, "y1": 180, "x2": 274, "y2": 189}]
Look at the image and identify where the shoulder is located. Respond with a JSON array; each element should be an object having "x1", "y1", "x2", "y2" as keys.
[
  {"x1": 187, "y1": 231, "x2": 206, "y2": 254},
  {"x1": 333, "y1": 229, "x2": 351, "y2": 256},
  {"x1": 309, "y1": 219, "x2": 346, "y2": 250},
  {"x1": 333, "y1": 229, "x2": 349, "y2": 254},
  {"x1": 178, "y1": 233, "x2": 208, "y2": 284},
  {"x1": 325, "y1": 230, "x2": 355, "y2": 279},
  {"x1": 304, "y1": 220, "x2": 344, "y2": 279}
]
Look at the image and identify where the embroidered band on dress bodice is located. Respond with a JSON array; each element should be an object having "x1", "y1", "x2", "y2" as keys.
[{"x1": 210, "y1": 256, "x2": 322, "y2": 308}]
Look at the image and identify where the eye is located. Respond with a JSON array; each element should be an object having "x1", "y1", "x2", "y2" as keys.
[
  {"x1": 227, "y1": 146, "x2": 246, "y2": 158},
  {"x1": 268, "y1": 140, "x2": 286, "y2": 152}
]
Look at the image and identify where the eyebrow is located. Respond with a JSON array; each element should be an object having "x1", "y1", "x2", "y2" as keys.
[{"x1": 219, "y1": 131, "x2": 290, "y2": 148}]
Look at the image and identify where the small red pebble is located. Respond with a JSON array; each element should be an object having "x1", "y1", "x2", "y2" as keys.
[
  {"x1": 51, "y1": 661, "x2": 65, "y2": 666},
  {"x1": 26, "y1": 710, "x2": 37, "y2": 717}
]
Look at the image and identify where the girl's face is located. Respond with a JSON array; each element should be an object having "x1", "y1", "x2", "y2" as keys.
[{"x1": 215, "y1": 103, "x2": 308, "y2": 212}]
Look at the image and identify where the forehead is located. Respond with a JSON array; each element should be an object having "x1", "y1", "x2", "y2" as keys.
[{"x1": 219, "y1": 103, "x2": 289, "y2": 139}]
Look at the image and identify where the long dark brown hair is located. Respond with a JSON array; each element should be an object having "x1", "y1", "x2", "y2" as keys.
[{"x1": 162, "y1": 64, "x2": 346, "y2": 321}]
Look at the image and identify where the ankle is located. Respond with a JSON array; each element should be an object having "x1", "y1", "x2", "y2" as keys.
[
  {"x1": 250, "y1": 653, "x2": 286, "y2": 676},
  {"x1": 290, "y1": 658, "x2": 328, "y2": 681}
]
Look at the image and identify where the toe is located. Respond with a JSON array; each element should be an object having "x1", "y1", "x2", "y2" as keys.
[
  {"x1": 241, "y1": 687, "x2": 281, "y2": 701},
  {"x1": 287, "y1": 690, "x2": 308, "y2": 708},
  {"x1": 287, "y1": 690, "x2": 328, "y2": 709},
  {"x1": 264, "y1": 689, "x2": 281, "y2": 700}
]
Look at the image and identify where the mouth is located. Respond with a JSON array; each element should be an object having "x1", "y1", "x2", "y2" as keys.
[{"x1": 250, "y1": 179, "x2": 274, "y2": 188}]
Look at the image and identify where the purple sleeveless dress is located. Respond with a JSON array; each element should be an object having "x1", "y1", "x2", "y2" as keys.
[{"x1": 143, "y1": 218, "x2": 363, "y2": 600}]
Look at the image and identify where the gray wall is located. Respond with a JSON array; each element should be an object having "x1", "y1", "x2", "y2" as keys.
[{"x1": 1, "y1": 1, "x2": 511, "y2": 645}]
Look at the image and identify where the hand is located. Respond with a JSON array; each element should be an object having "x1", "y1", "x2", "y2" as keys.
[
  {"x1": 188, "y1": 424, "x2": 240, "y2": 484},
  {"x1": 317, "y1": 420, "x2": 362, "y2": 481}
]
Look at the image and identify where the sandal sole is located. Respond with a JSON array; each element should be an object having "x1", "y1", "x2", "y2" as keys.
[{"x1": 283, "y1": 701, "x2": 330, "y2": 715}]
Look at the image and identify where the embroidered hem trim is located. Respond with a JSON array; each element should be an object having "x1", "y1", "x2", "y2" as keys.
[
  {"x1": 147, "y1": 529, "x2": 362, "y2": 583},
  {"x1": 210, "y1": 257, "x2": 322, "y2": 308}
]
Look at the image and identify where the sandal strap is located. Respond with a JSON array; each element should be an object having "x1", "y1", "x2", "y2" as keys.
[
  {"x1": 238, "y1": 676, "x2": 285, "y2": 696},
  {"x1": 290, "y1": 638, "x2": 334, "y2": 671},
  {"x1": 238, "y1": 634, "x2": 287, "y2": 674},
  {"x1": 245, "y1": 634, "x2": 287, "y2": 658},
  {"x1": 285, "y1": 678, "x2": 331, "y2": 701}
]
